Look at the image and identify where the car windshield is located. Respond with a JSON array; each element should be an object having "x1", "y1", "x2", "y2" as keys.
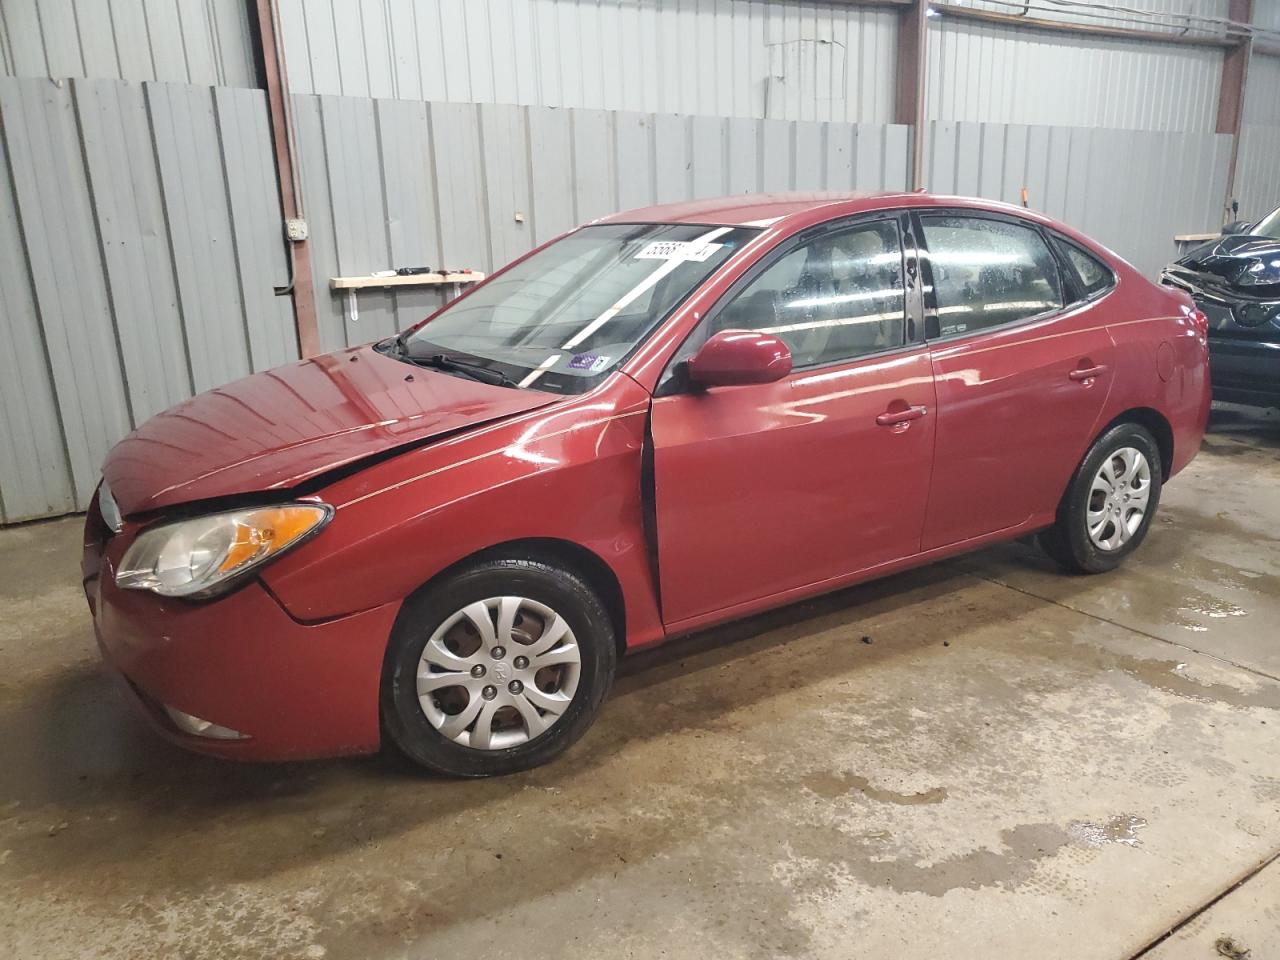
[
  {"x1": 397, "y1": 223, "x2": 759, "y2": 394},
  {"x1": 1251, "y1": 206, "x2": 1280, "y2": 239}
]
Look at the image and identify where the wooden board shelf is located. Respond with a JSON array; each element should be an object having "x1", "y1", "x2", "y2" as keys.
[{"x1": 330, "y1": 272, "x2": 485, "y2": 290}]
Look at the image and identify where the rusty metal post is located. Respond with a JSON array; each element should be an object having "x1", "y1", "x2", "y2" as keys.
[
  {"x1": 1218, "y1": 0, "x2": 1254, "y2": 222},
  {"x1": 253, "y1": 0, "x2": 321, "y2": 359},
  {"x1": 895, "y1": 1, "x2": 930, "y2": 190}
]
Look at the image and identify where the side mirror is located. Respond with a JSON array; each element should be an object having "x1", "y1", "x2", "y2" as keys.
[
  {"x1": 686, "y1": 330, "x2": 792, "y2": 388},
  {"x1": 1222, "y1": 219, "x2": 1253, "y2": 235}
]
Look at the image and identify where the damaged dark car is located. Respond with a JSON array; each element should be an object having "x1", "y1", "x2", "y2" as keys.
[{"x1": 1163, "y1": 204, "x2": 1280, "y2": 407}]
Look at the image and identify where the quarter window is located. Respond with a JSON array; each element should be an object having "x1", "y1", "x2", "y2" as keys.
[
  {"x1": 920, "y1": 215, "x2": 1064, "y2": 337},
  {"x1": 1060, "y1": 240, "x2": 1114, "y2": 299},
  {"x1": 709, "y1": 220, "x2": 906, "y2": 368}
]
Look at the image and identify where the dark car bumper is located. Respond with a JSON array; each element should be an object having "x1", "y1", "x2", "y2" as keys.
[
  {"x1": 1206, "y1": 335, "x2": 1280, "y2": 406},
  {"x1": 83, "y1": 505, "x2": 401, "y2": 762},
  {"x1": 1161, "y1": 269, "x2": 1280, "y2": 407}
]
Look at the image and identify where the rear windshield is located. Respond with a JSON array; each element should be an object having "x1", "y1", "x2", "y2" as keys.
[{"x1": 399, "y1": 223, "x2": 759, "y2": 394}]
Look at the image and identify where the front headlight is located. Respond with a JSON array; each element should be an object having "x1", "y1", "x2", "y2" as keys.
[
  {"x1": 1237, "y1": 259, "x2": 1280, "y2": 286},
  {"x1": 115, "y1": 503, "x2": 332, "y2": 598}
]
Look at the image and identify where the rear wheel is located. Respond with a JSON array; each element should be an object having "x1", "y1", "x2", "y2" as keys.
[
  {"x1": 381, "y1": 558, "x2": 617, "y2": 776},
  {"x1": 1039, "y1": 422, "x2": 1163, "y2": 574}
]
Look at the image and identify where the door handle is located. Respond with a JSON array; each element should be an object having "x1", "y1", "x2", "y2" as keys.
[
  {"x1": 1069, "y1": 364, "x2": 1107, "y2": 381},
  {"x1": 876, "y1": 405, "x2": 928, "y2": 426}
]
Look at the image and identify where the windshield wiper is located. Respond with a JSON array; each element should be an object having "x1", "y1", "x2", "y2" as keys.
[{"x1": 410, "y1": 352, "x2": 519, "y2": 388}]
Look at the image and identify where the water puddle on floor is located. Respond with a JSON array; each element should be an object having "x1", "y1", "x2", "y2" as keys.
[{"x1": 1067, "y1": 814, "x2": 1148, "y2": 848}]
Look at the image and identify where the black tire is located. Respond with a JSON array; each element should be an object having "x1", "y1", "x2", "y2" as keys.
[
  {"x1": 381, "y1": 558, "x2": 617, "y2": 777},
  {"x1": 1038, "y1": 422, "x2": 1163, "y2": 574}
]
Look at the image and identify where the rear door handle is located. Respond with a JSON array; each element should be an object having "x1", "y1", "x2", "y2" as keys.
[
  {"x1": 876, "y1": 405, "x2": 928, "y2": 426},
  {"x1": 1069, "y1": 365, "x2": 1107, "y2": 381}
]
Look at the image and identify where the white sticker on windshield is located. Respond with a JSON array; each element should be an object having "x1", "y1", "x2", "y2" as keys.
[{"x1": 634, "y1": 240, "x2": 723, "y2": 262}]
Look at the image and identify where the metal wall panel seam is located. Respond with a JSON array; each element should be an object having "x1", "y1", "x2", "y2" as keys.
[
  {"x1": 1, "y1": 79, "x2": 132, "y2": 507},
  {"x1": 0, "y1": 83, "x2": 78, "y2": 521},
  {"x1": 71, "y1": 78, "x2": 139, "y2": 434},
  {"x1": 269, "y1": 0, "x2": 898, "y2": 123},
  {"x1": 142, "y1": 82, "x2": 199, "y2": 398}
]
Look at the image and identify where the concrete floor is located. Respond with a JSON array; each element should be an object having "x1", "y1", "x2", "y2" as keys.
[{"x1": 2, "y1": 404, "x2": 1278, "y2": 960}]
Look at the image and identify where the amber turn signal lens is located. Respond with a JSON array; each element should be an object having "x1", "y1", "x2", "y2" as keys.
[{"x1": 217, "y1": 507, "x2": 326, "y2": 576}]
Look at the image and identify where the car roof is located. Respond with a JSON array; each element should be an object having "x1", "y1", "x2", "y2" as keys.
[{"x1": 593, "y1": 191, "x2": 1063, "y2": 232}]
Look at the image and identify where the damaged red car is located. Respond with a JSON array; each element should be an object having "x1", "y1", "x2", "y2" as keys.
[{"x1": 84, "y1": 193, "x2": 1210, "y2": 776}]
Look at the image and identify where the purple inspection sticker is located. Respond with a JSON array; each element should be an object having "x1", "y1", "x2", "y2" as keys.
[{"x1": 568, "y1": 353, "x2": 611, "y2": 372}]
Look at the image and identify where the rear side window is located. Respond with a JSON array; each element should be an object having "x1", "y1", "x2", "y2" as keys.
[
  {"x1": 920, "y1": 215, "x2": 1064, "y2": 337},
  {"x1": 1059, "y1": 240, "x2": 1115, "y2": 299}
]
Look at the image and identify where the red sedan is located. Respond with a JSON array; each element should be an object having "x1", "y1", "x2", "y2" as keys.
[{"x1": 84, "y1": 193, "x2": 1210, "y2": 776}]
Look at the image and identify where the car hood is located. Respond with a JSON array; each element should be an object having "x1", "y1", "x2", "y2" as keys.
[
  {"x1": 102, "y1": 345, "x2": 560, "y2": 516},
  {"x1": 1176, "y1": 234, "x2": 1280, "y2": 285}
]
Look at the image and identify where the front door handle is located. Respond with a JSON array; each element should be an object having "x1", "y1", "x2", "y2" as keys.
[
  {"x1": 876, "y1": 405, "x2": 928, "y2": 427},
  {"x1": 1069, "y1": 364, "x2": 1107, "y2": 381}
]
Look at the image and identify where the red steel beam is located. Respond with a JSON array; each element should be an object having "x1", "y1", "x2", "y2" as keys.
[
  {"x1": 895, "y1": 0, "x2": 929, "y2": 189},
  {"x1": 254, "y1": 0, "x2": 321, "y2": 359},
  {"x1": 1219, "y1": 0, "x2": 1253, "y2": 219},
  {"x1": 1217, "y1": 0, "x2": 1253, "y2": 135}
]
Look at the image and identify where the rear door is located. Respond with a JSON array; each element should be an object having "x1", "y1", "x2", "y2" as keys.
[
  {"x1": 916, "y1": 212, "x2": 1116, "y2": 550},
  {"x1": 649, "y1": 214, "x2": 937, "y2": 627}
]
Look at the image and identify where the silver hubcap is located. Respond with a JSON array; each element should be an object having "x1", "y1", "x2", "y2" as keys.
[
  {"x1": 1088, "y1": 446, "x2": 1151, "y2": 551},
  {"x1": 416, "y1": 597, "x2": 581, "y2": 750}
]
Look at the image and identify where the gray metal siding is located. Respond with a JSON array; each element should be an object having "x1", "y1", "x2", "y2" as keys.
[
  {"x1": 0, "y1": 76, "x2": 295, "y2": 522},
  {"x1": 1235, "y1": 51, "x2": 1280, "y2": 220},
  {"x1": 1243, "y1": 51, "x2": 1280, "y2": 127},
  {"x1": 0, "y1": 0, "x2": 257, "y2": 86},
  {"x1": 927, "y1": 16, "x2": 1224, "y2": 132},
  {"x1": 924, "y1": 120, "x2": 1232, "y2": 276},
  {"x1": 292, "y1": 93, "x2": 914, "y2": 354},
  {"x1": 1235, "y1": 120, "x2": 1280, "y2": 220},
  {"x1": 0, "y1": 111, "x2": 78, "y2": 523},
  {"x1": 277, "y1": 0, "x2": 900, "y2": 123},
  {"x1": 0, "y1": 74, "x2": 1255, "y2": 523},
  {"x1": 0, "y1": 77, "x2": 133, "y2": 516}
]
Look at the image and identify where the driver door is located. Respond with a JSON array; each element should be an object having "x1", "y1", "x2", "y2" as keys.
[{"x1": 649, "y1": 216, "x2": 938, "y2": 629}]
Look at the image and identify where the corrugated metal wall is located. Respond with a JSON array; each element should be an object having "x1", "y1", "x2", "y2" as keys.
[
  {"x1": 0, "y1": 76, "x2": 295, "y2": 523},
  {"x1": 1243, "y1": 50, "x2": 1280, "y2": 126},
  {"x1": 1234, "y1": 50, "x2": 1280, "y2": 220},
  {"x1": 0, "y1": 0, "x2": 257, "y2": 87},
  {"x1": 927, "y1": 14, "x2": 1224, "y2": 131},
  {"x1": 277, "y1": 0, "x2": 900, "y2": 123},
  {"x1": 924, "y1": 120, "x2": 1232, "y2": 276},
  {"x1": 293, "y1": 94, "x2": 914, "y2": 352}
]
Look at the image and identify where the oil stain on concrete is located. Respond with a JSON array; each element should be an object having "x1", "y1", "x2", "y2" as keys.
[{"x1": 803, "y1": 772, "x2": 948, "y2": 805}]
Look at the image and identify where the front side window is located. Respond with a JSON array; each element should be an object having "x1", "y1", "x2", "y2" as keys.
[
  {"x1": 921, "y1": 215, "x2": 1064, "y2": 337},
  {"x1": 705, "y1": 219, "x2": 906, "y2": 368},
  {"x1": 398, "y1": 223, "x2": 758, "y2": 394}
]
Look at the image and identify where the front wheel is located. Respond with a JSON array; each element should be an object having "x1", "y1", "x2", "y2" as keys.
[
  {"x1": 381, "y1": 558, "x2": 617, "y2": 776},
  {"x1": 1039, "y1": 422, "x2": 1163, "y2": 574}
]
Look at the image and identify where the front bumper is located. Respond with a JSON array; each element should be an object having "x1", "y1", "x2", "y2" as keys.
[{"x1": 84, "y1": 519, "x2": 400, "y2": 762}]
